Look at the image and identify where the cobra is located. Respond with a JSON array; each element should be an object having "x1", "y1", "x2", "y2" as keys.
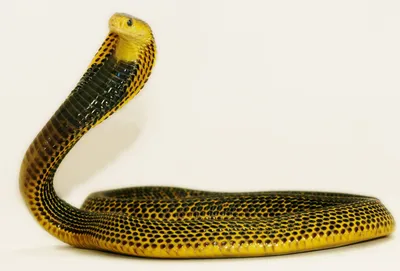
[{"x1": 19, "y1": 13, "x2": 395, "y2": 258}]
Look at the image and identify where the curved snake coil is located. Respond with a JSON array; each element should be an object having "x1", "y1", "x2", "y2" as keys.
[{"x1": 19, "y1": 13, "x2": 395, "y2": 258}]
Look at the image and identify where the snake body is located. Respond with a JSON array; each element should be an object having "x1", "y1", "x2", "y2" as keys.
[{"x1": 19, "y1": 13, "x2": 395, "y2": 258}]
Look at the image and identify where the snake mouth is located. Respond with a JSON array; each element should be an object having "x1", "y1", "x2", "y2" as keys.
[{"x1": 109, "y1": 27, "x2": 130, "y2": 38}]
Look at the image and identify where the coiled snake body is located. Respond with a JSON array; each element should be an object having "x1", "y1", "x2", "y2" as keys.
[{"x1": 19, "y1": 13, "x2": 395, "y2": 258}]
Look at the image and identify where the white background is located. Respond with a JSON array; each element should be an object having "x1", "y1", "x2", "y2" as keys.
[{"x1": 0, "y1": 0, "x2": 399, "y2": 269}]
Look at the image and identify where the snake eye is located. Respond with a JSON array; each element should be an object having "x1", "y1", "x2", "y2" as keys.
[{"x1": 127, "y1": 19, "x2": 133, "y2": 27}]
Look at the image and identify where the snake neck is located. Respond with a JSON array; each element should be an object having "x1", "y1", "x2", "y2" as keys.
[
  {"x1": 115, "y1": 35, "x2": 142, "y2": 62},
  {"x1": 19, "y1": 32, "x2": 156, "y2": 245}
]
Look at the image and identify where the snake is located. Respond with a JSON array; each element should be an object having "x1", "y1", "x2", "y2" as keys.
[{"x1": 19, "y1": 13, "x2": 395, "y2": 258}]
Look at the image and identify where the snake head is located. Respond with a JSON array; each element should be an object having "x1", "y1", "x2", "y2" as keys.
[{"x1": 109, "y1": 13, "x2": 153, "y2": 42}]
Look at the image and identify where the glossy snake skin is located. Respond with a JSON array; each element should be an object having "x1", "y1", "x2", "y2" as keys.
[{"x1": 19, "y1": 13, "x2": 395, "y2": 258}]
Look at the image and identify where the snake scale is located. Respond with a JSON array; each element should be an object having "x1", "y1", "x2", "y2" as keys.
[{"x1": 19, "y1": 13, "x2": 395, "y2": 258}]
